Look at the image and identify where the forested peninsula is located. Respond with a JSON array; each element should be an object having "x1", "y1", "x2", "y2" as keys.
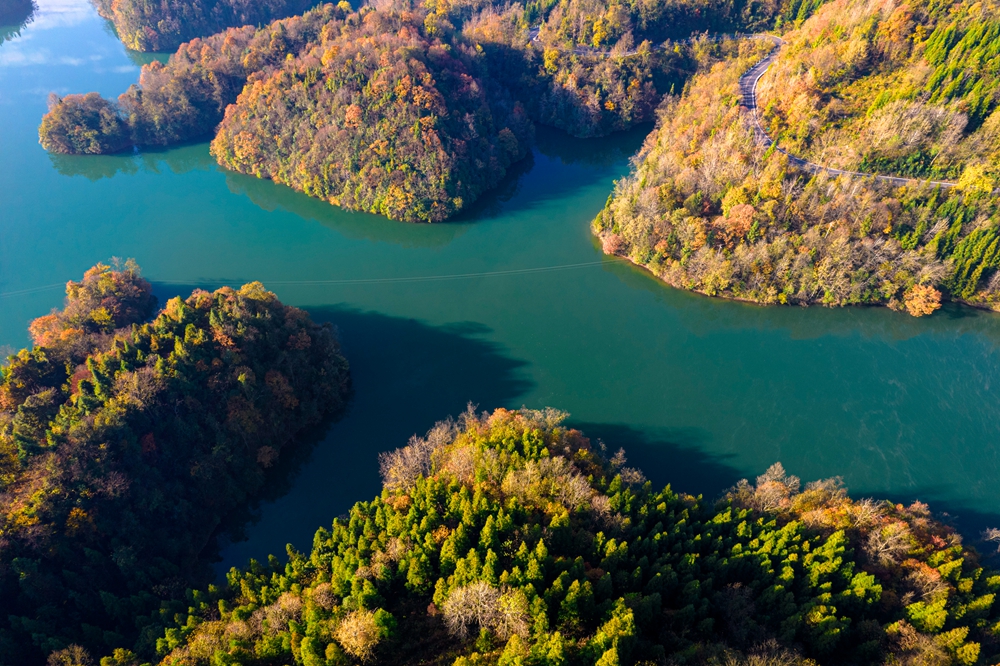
[
  {"x1": 38, "y1": 0, "x2": 808, "y2": 222},
  {"x1": 0, "y1": 263, "x2": 350, "y2": 665},
  {"x1": 57, "y1": 407, "x2": 1000, "y2": 666},
  {"x1": 596, "y1": 0, "x2": 1000, "y2": 314},
  {"x1": 38, "y1": 0, "x2": 1000, "y2": 311}
]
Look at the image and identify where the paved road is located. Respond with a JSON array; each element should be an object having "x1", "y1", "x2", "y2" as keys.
[
  {"x1": 738, "y1": 36, "x2": 957, "y2": 188},
  {"x1": 528, "y1": 27, "x2": 957, "y2": 188}
]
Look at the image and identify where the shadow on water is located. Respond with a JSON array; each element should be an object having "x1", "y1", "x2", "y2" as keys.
[
  {"x1": 448, "y1": 151, "x2": 537, "y2": 222},
  {"x1": 534, "y1": 123, "x2": 651, "y2": 168},
  {"x1": 570, "y1": 420, "x2": 742, "y2": 500},
  {"x1": 225, "y1": 124, "x2": 646, "y2": 245},
  {"x1": 575, "y1": 421, "x2": 1000, "y2": 559},
  {"x1": 223, "y1": 170, "x2": 470, "y2": 249},
  {"x1": 209, "y1": 303, "x2": 535, "y2": 570},
  {"x1": 600, "y1": 250, "x2": 1000, "y2": 345}
]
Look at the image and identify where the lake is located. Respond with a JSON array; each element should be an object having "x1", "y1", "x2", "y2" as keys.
[{"x1": 3, "y1": 0, "x2": 1000, "y2": 572}]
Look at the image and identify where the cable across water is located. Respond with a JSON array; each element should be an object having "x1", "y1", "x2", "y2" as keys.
[{"x1": 0, "y1": 258, "x2": 626, "y2": 299}]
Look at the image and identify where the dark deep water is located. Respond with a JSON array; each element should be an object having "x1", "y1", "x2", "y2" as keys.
[{"x1": 3, "y1": 0, "x2": 1000, "y2": 572}]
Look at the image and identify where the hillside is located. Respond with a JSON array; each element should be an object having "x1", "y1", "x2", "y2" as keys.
[
  {"x1": 39, "y1": 3, "x2": 533, "y2": 222},
  {"x1": 757, "y1": 0, "x2": 1000, "y2": 182},
  {"x1": 0, "y1": 263, "x2": 350, "y2": 664},
  {"x1": 81, "y1": 407, "x2": 1000, "y2": 666},
  {"x1": 39, "y1": 0, "x2": 822, "y2": 221},
  {"x1": 91, "y1": 0, "x2": 319, "y2": 52},
  {"x1": 209, "y1": 6, "x2": 533, "y2": 223},
  {"x1": 595, "y1": 0, "x2": 1000, "y2": 314}
]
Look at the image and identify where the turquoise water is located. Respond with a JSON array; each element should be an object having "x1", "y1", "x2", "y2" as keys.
[{"x1": 3, "y1": 0, "x2": 1000, "y2": 571}]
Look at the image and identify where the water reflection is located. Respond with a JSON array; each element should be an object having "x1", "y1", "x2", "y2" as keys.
[
  {"x1": 0, "y1": 0, "x2": 35, "y2": 46},
  {"x1": 48, "y1": 141, "x2": 216, "y2": 180},
  {"x1": 225, "y1": 124, "x2": 651, "y2": 247},
  {"x1": 123, "y1": 47, "x2": 169, "y2": 67},
  {"x1": 12, "y1": 0, "x2": 92, "y2": 32},
  {"x1": 224, "y1": 170, "x2": 469, "y2": 249},
  {"x1": 601, "y1": 252, "x2": 1000, "y2": 345}
]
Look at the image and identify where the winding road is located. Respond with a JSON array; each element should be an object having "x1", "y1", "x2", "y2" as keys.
[
  {"x1": 528, "y1": 28, "x2": 957, "y2": 188},
  {"x1": 738, "y1": 37, "x2": 957, "y2": 188}
]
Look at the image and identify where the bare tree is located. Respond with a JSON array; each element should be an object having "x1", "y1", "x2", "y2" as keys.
[
  {"x1": 620, "y1": 467, "x2": 647, "y2": 487},
  {"x1": 721, "y1": 639, "x2": 810, "y2": 666},
  {"x1": 905, "y1": 566, "x2": 948, "y2": 601},
  {"x1": 983, "y1": 527, "x2": 1000, "y2": 553},
  {"x1": 443, "y1": 582, "x2": 501, "y2": 639},
  {"x1": 259, "y1": 592, "x2": 303, "y2": 635},
  {"x1": 849, "y1": 498, "x2": 885, "y2": 528},
  {"x1": 864, "y1": 522, "x2": 912, "y2": 565},
  {"x1": 47, "y1": 646, "x2": 93, "y2": 666},
  {"x1": 591, "y1": 494, "x2": 625, "y2": 530},
  {"x1": 443, "y1": 583, "x2": 528, "y2": 641},
  {"x1": 380, "y1": 417, "x2": 461, "y2": 491},
  {"x1": 379, "y1": 436, "x2": 435, "y2": 491},
  {"x1": 113, "y1": 365, "x2": 164, "y2": 411},
  {"x1": 502, "y1": 456, "x2": 594, "y2": 511},
  {"x1": 756, "y1": 463, "x2": 800, "y2": 493}
]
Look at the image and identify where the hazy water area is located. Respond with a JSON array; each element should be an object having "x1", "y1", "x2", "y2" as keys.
[{"x1": 3, "y1": 0, "x2": 1000, "y2": 573}]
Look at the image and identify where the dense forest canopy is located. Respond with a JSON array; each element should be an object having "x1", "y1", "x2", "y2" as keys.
[
  {"x1": 758, "y1": 0, "x2": 1000, "y2": 181},
  {"x1": 209, "y1": 5, "x2": 534, "y2": 222},
  {"x1": 596, "y1": 0, "x2": 1000, "y2": 313},
  {"x1": 91, "y1": 0, "x2": 319, "y2": 52},
  {"x1": 41, "y1": 3, "x2": 348, "y2": 154},
  {"x1": 39, "y1": 0, "x2": 817, "y2": 221},
  {"x1": 71, "y1": 407, "x2": 1000, "y2": 665},
  {"x1": 0, "y1": 262, "x2": 350, "y2": 664}
]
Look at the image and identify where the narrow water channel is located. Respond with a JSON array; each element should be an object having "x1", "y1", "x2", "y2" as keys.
[{"x1": 3, "y1": 0, "x2": 1000, "y2": 571}]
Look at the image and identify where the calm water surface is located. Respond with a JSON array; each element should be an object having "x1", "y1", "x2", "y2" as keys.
[{"x1": 3, "y1": 0, "x2": 1000, "y2": 571}]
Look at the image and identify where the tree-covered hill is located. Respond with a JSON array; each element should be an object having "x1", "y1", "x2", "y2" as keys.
[
  {"x1": 758, "y1": 0, "x2": 1000, "y2": 182},
  {"x1": 39, "y1": 3, "x2": 533, "y2": 222},
  {"x1": 0, "y1": 262, "x2": 350, "y2": 664},
  {"x1": 84, "y1": 407, "x2": 1000, "y2": 666},
  {"x1": 209, "y1": 5, "x2": 534, "y2": 223},
  {"x1": 595, "y1": 0, "x2": 1000, "y2": 314},
  {"x1": 91, "y1": 0, "x2": 319, "y2": 52},
  {"x1": 39, "y1": 0, "x2": 819, "y2": 221}
]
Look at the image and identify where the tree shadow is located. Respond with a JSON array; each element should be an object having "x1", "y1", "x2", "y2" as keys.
[
  {"x1": 223, "y1": 170, "x2": 471, "y2": 249},
  {"x1": 448, "y1": 150, "x2": 537, "y2": 222},
  {"x1": 206, "y1": 302, "x2": 535, "y2": 572},
  {"x1": 534, "y1": 124, "x2": 651, "y2": 168},
  {"x1": 224, "y1": 124, "x2": 643, "y2": 244},
  {"x1": 48, "y1": 141, "x2": 215, "y2": 182},
  {"x1": 570, "y1": 420, "x2": 743, "y2": 500}
]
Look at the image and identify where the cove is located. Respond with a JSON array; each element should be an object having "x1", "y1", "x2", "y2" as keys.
[{"x1": 3, "y1": 0, "x2": 1000, "y2": 573}]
